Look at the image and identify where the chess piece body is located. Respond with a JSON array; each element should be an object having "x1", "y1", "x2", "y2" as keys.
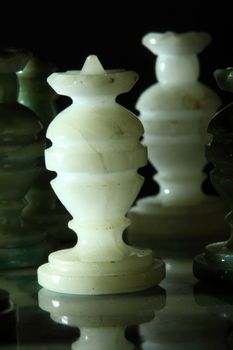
[
  {"x1": 193, "y1": 68, "x2": 233, "y2": 286},
  {"x1": 38, "y1": 55, "x2": 165, "y2": 294},
  {"x1": 0, "y1": 50, "x2": 47, "y2": 269},
  {"x1": 18, "y1": 57, "x2": 74, "y2": 245},
  {"x1": 128, "y1": 32, "x2": 227, "y2": 254}
]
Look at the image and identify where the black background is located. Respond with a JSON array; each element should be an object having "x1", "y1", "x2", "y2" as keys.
[
  {"x1": 2, "y1": 1, "x2": 232, "y2": 98},
  {"x1": 2, "y1": 1, "x2": 232, "y2": 197}
]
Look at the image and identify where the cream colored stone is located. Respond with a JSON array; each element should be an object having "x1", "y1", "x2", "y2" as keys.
[
  {"x1": 128, "y1": 32, "x2": 227, "y2": 252},
  {"x1": 37, "y1": 55, "x2": 165, "y2": 294}
]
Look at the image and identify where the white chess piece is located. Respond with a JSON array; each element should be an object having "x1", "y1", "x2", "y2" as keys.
[
  {"x1": 128, "y1": 32, "x2": 228, "y2": 253},
  {"x1": 37, "y1": 55, "x2": 165, "y2": 294}
]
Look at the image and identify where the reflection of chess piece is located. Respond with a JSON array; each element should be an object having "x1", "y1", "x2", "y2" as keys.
[
  {"x1": 0, "y1": 268, "x2": 39, "y2": 307},
  {"x1": 0, "y1": 289, "x2": 17, "y2": 345},
  {"x1": 140, "y1": 259, "x2": 226, "y2": 350},
  {"x1": 0, "y1": 50, "x2": 47, "y2": 269},
  {"x1": 194, "y1": 283, "x2": 233, "y2": 349},
  {"x1": 194, "y1": 68, "x2": 233, "y2": 286},
  {"x1": 38, "y1": 55, "x2": 165, "y2": 294},
  {"x1": 18, "y1": 57, "x2": 74, "y2": 245},
  {"x1": 128, "y1": 32, "x2": 227, "y2": 255},
  {"x1": 38, "y1": 286, "x2": 165, "y2": 350}
]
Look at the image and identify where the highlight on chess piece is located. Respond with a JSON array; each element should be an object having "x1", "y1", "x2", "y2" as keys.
[
  {"x1": 38, "y1": 286, "x2": 166, "y2": 350},
  {"x1": 37, "y1": 55, "x2": 165, "y2": 294},
  {"x1": 193, "y1": 68, "x2": 233, "y2": 286},
  {"x1": 0, "y1": 49, "x2": 48, "y2": 269},
  {"x1": 18, "y1": 57, "x2": 74, "y2": 245},
  {"x1": 127, "y1": 31, "x2": 228, "y2": 255}
]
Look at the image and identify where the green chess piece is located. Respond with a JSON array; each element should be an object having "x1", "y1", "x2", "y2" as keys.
[
  {"x1": 193, "y1": 67, "x2": 233, "y2": 286},
  {"x1": 0, "y1": 50, "x2": 48, "y2": 269},
  {"x1": 17, "y1": 57, "x2": 74, "y2": 245}
]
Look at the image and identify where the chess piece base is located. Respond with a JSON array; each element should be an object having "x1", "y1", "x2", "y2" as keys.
[
  {"x1": 0, "y1": 240, "x2": 49, "y2": 269},
  {"x1": 127, "y1": 196, "x2": 228, "y2": 255},
  {"x1": 193, "y1": 243, "x2": 233, "y2": 287},
  {"x1": 38, "y1": 247, "x2": 165, "y2": 295}
]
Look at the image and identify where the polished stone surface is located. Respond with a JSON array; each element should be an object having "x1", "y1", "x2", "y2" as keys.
[{"x1": 0, "y1": 258, "x2": 232, "y2": 349}]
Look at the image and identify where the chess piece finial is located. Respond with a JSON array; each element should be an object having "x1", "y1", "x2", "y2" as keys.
[
  {"x1": 37, "y1": 55, "x2": 165, "y2": 294},
  {"x1": 80, "y1": 54, "x2": 105, "y2": 74},
  {"x1": 0, "y1": 49, "x2": 47, "y2": 269},
  {"x1": 193, "y1": 67, "x2": 233, "y2": 286},
  {"x1": 38, "y1": 287, "x2": 166, "y2": 350},
  {"x1": 127, "y1": 31, "x2": 227, "y2": 255},
  {"x1": 18, "y1": 57, "x2": 74, "y2": 245}
]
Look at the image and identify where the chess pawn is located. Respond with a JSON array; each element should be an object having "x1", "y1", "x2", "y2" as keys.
[
  {"x1": 37, "y1": 55, "x2": 165, "y2": 294},
  {"x1": 18, "y1": 57, "x2": 74, "y2": 245},
  {"x1": 38, "y1": 287, "x2": 165, "y2": 350},
  {"x1": 128, "y1": 32, "x2": 227, "y2": 254},
  {"x1": 193, "y1": 68, "x2": 233, "y2": 286},
  {"x1": 0, "y1": 50, "x2": 47, "y2": 269}
]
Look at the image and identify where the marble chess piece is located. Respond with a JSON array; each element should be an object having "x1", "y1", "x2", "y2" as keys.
[
  {"x1": 128, "y1": 32, "x2": 227, "y2": 255},
  {"x1": 37, "y1": 55, "x2": 165, "y2": 294}
]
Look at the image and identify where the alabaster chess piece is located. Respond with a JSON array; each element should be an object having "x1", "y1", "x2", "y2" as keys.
[
  {"x1": 18, "y1": 57, "x2": 74, "y2": 245},
  {"x1": 128, "y1": 32, "x2": 227, "y2": 254},
  {"x1": 38, "y1": 286, "x2": 165, "y2": 350},
  {"x1": 0, "y1": 50, "x2": 48, "y2": 269},
  {"x1": 193, "y1": 68, "x2": 233, "y2": 286},
  {"x1": 37, "y1": 55, "x2": 165, "y2": 294}
]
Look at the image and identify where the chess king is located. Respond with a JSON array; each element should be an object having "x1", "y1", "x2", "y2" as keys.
[
  {"x1": 127, "y1": 31, "x2": 228, "y2": 255},
  {"x1": 37, "y1": 55, "x2": 165, "y2": 294}
]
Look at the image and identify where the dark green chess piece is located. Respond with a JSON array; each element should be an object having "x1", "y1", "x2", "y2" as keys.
[
  {"x1": 0, "y1": 50, "x2": 49, "y2": 269},
  {"x1": 193, "y1": 67, "x2": 233, "y2": 286},
  {"x1": 17, "y1": 57, "x2": 74, "y2": 246}
]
